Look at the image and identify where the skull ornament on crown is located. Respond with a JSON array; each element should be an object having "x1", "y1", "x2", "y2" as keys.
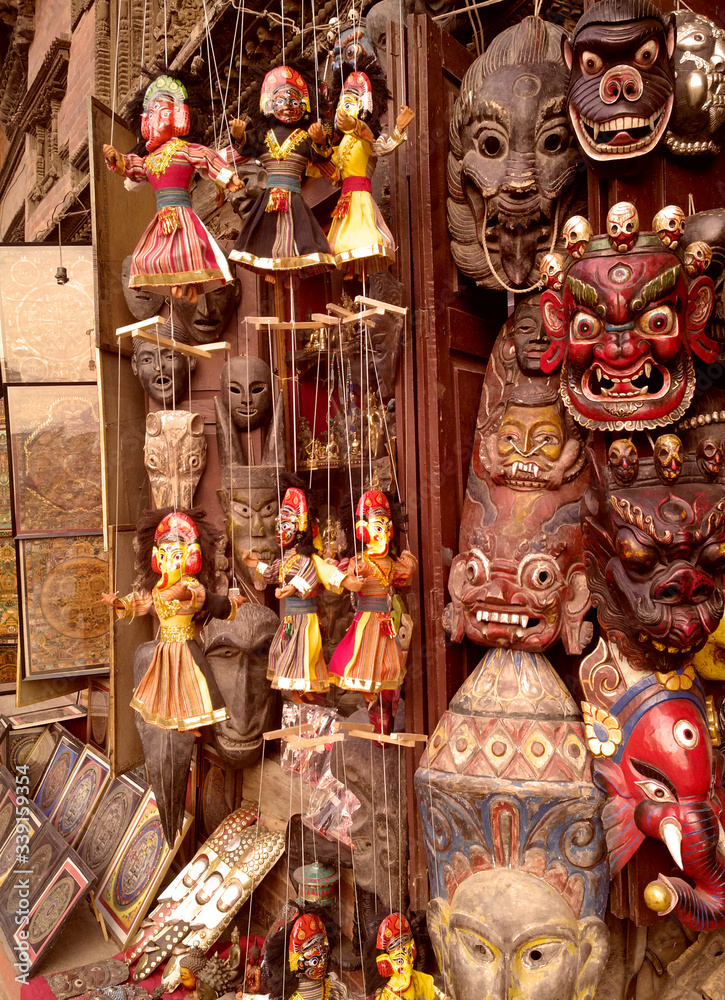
[
  {"x1": 540, "y1": 204, "x2": 717, "y2": 431},
  {"x1": 564, "y1": 0, "x2": 676, "y2": 168}
]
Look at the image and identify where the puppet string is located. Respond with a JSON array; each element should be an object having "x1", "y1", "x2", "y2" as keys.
[
  {"x1": 113, "y1": 332, "x2": 122, "y2": 592},
  {"x1": 338, "y1": 319, "x2": 359, "y2": 568},
  {"x1": 109, "y1": 0, "x2": 124, "y2": 148},
  {"x1": 244, "y1": 746, "x2": 267, "y2": 977},
  {"x1": 368, "y1": 326, "x2": 400, "y2": 497},
  {"x1": 381, "y1": 737, "x2": 394, "y2": 913}
]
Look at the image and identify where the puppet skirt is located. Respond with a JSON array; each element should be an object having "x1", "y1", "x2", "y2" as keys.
[
  {"x1": 131, "y1": 639, "x2": 229, "y2": 730},
  {"x1": 267, "y1": 611, "x2": 329, "y2": 692},
  {"x1": 129, "y1": 206, "x2": 233, "y2": 294},
  {"x1": 328, "y1": 611, "x2": 405, "y2": 692},
  {"x1": 230, "y1": 191, "x2": 334, "y2": 277},
  {"x1": 327, "y1": 190, "x2": 395, "y2": 274}
]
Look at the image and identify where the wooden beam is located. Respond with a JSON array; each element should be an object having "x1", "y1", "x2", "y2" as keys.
[
  {"x1": 263, "y1": 723, "x2": 314, "y2": 740},
  {"x1": 115, "y1": 315, "x2": 164, "y2": 336},
  {"x1": 354, "y1": 295, "x2": 408, "y2": 316},
  {"x1": 310, "y1": 313, "x2": 341, "y2": 327},
  {"x1": 244, "y1": 315, "x2": 279, "y2": 327},
  {"x1": 121, "y1": 328, "x2": 215, "y2": 360}
]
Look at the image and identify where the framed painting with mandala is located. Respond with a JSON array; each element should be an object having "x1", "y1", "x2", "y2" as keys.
[
  {"x1": 0, "y1": 246, "x2": 96, "y2": 384},
  {"x1": 11, "y1": 853, "x2": 94, "y2": 974},
  {"x1": 5, "y1": 385, "x2": 103, "y2": 537},
  {"x1": 19, "y1": 535, "x2": 110, "y2": 677},
  {"x1": 95, "y1": 788, "x2": 193, "y2": 946},
  {"x1": 48, "y1": 745, "x2": 111, "y2": 848},
  {"x1": 33, "y1": 730, "x2": 84, "y2": 818},
  {"x1": 76, "y1": 770, "x2": 147, "y2": 883}
]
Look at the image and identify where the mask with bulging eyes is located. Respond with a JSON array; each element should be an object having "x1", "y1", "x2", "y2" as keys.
[{"x1": 448, "y1": 16, "x2": 582, "y2": 290}]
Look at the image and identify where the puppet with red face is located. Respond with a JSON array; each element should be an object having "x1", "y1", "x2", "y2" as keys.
[
  {"x1": 103, "y1": 74, "x2": 243, "y2": 303},
  {"x1": 540, "y1": 207, "x2": 717, "y2": 431}
]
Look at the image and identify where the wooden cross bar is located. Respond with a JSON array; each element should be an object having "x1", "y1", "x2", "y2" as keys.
[{"x1": 354, "y1": 295, "x2": 408, "y2": 316}]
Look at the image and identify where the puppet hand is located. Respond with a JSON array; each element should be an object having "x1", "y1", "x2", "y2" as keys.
[
  {"x1": 241, "y1": 549, "x2": 259, "y2": 568},
  {"x1": 230, "y1": 118, "x2": 246, "y2": 142},
  {"x1": 308, "y1": 121, "x2": 327, "y2": 145},
  {"x1": 343, "y1": 574, "x2": 365, "y2": 593},
  {"x1": 396, "y1": 106, "x2": 415, "y2": 131},
  {"x1": 103, "y1": 144, "x2": 122, "y2": 171},
  {"x1": 100, "y1": 592, "x2": 123, "y2": 609},
  {"x1": 227, "y1": 174, "x2": 245, "y2": 193},
  {"x1": 275, "y1": 584, "x2": 296, "y2": 599},
  {"x1": 336, "y1": 109, "x2": 356, "y2": 132},
  {"x1": 231, "y1": 594, "x2": 247, "y2": 608}
]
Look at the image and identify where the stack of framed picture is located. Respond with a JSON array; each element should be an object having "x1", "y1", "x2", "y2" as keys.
[{"x1": 0, "y1": 766, "x2": 95, "y2": 976}]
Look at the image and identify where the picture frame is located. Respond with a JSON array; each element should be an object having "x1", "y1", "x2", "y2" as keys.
[
  {"x1": 33, "y1": 730, "x2": 83, "y2": 818},
  {"x1": 24, "y1": 726, "x2": 60, "y2": 797},
  {"x1": 3, "y1": 704, "x2": 86, "y2": 729},
  {"x1": 95, "y1": 788, "x2": 192, "y2": 947},
  {"x1": 6, "y1": 725, "x2": 45, "y2": 777},
  {"x1": 87, "y1": 677, "x2": 110, "y2": 751},
  {"x1": 48, "y1": 744, "x2": 111, "y2": 847},
  {"x1": 5, "y1": 384, "x2": 103, "y2": 536},
  {"x1": 76, "y1": 770, "x2": 147, "y2": 883},
  {"x1": 19, "y1": 535, "x2": 110, "y2": 678},
  {"x1": 12, "y1": 853, "x2": 94, "y2": 974}
]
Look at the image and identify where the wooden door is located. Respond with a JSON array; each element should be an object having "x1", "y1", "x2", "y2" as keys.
[{"x1": 393, "y1": 14, "x2": 508, "y2": 905}]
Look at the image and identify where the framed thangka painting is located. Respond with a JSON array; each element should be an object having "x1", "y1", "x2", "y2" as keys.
[
  {"x1": 49, "y1": 745, "x2": 111, "y2": 847},
  {"x1": 0, "y1": 246, "x2": 95, "y2": 384},
  {"x1": 19, "y1": 535, "x2": 109, "y2": 677},
  {"x1": 76, "y1": 771, "x2": 147, "y2": 882},
  {"x1": 33, "y1": 730, "x2": 83, "y2": 818},
  {"x1": 6, "y1": 384, "x2": 102, "y2": 537},
  {"x1": 95, "y1": 788, "x2": 192, "y2": 946},
  {"x1": 12, "y1": 854, "x2": 94, "y2": 974}
]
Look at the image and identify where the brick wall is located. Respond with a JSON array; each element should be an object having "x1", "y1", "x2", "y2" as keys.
[
  {"x1": 27, "y1": 0, "x2": 70, "y2": 85},
  {"x1": 58, "y1": 6, "x2": 96, "y2": 162}
]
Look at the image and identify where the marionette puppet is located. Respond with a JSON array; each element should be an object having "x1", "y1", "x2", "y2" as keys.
[
  {"x1": 363, "y1": 913, "x2": 449, "y2": 1000},
  {"x1": 328, "y1": 491, "x2": 417, "y2": 732},
  {"x1": 228, "y1": 63, "x2": 336, "y2": 279},
  {"x1": 101, "y1": 508, "x2": 243, "y2": 842},
  {"x1": 328, "y1": 57, "x2": 414, "y2": 279},
  {"x1": 240, "y1": 477, "x2": 362, "y2": 700},
  {"x1": 265, "y1": 909, "x2": 352, "y2": 1000},
  {"x1": 103, "y1": 73, "x2": 243, "y2": 303}
]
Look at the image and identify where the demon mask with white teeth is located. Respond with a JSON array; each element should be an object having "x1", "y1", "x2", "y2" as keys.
[
  {"x1": 565, "y1": 0, "x2": 675, "y2": 168},
  {"x1": 665, "y1": 11, "x2": 725, "y2": 157},
  {"x1": 447, "y1": 16, "x2": 583, "y2": 290},
  {"x1": 582, "y1": 447, "x2": 725, "y2": 673},
  {"x1": 540, "y1": 218, "x2": 717, "y2": 431}
]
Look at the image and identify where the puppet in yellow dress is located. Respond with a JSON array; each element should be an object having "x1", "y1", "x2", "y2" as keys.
[
  {"x1": 364, "y1": 913, "x2": 449, "y2": 1000},
  {"x1": 328, "y1": 59, "x2": 414, "y2": 279},
  {"x1": 241, "y1": 481, "x2": 362, "y2": 701},
  {"x1": 101, "y1": 508, "x2": 242, "y2": 841}
]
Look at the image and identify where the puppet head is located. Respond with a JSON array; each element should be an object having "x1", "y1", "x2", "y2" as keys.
[
  {"x1": 336, "y1": 70, "x2": 373, "y2": 126},
  {"x1": 540, "y1": 209, "x2": 717, "y2": 431},
  {"x1": 277, "y1": 487, "x2": 309, "y2": 546},
  {"x1": 260, "y1": 66, "x2": 311, "y2": 124},
  {"x1": 582, "y1": 444, "x2": 725, "y2": 673},
  {"x1": 375, "y1": 913, "x2": 416, "y2": 986},
  {"x1": 151, "y1": 511, "x2": 202, "y2": 587},
  {"x1": 288, "y1": 913, "x2": 329, "y2": 979},
  {"x1": 564, "y1": 0, "x2": 676, "y2": 168},
  {"x1": 665, "y1": 11, "x2": 725, "y2": 157},
  {"x1": 448, "y1": 16, "x2": 582, "y2": 290},
  {"x1": 141, "y1": 75, "x2": 190, "y2": 152},
  {"x1": 220, "y1": 355, "x2": 273, "y2": 433},
  {"x1": 356, "y1": 490, "x2": 393, "y2": 554},
  {"x1": 144, "y1": 411, "x2": 207, "y2": 509}
]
